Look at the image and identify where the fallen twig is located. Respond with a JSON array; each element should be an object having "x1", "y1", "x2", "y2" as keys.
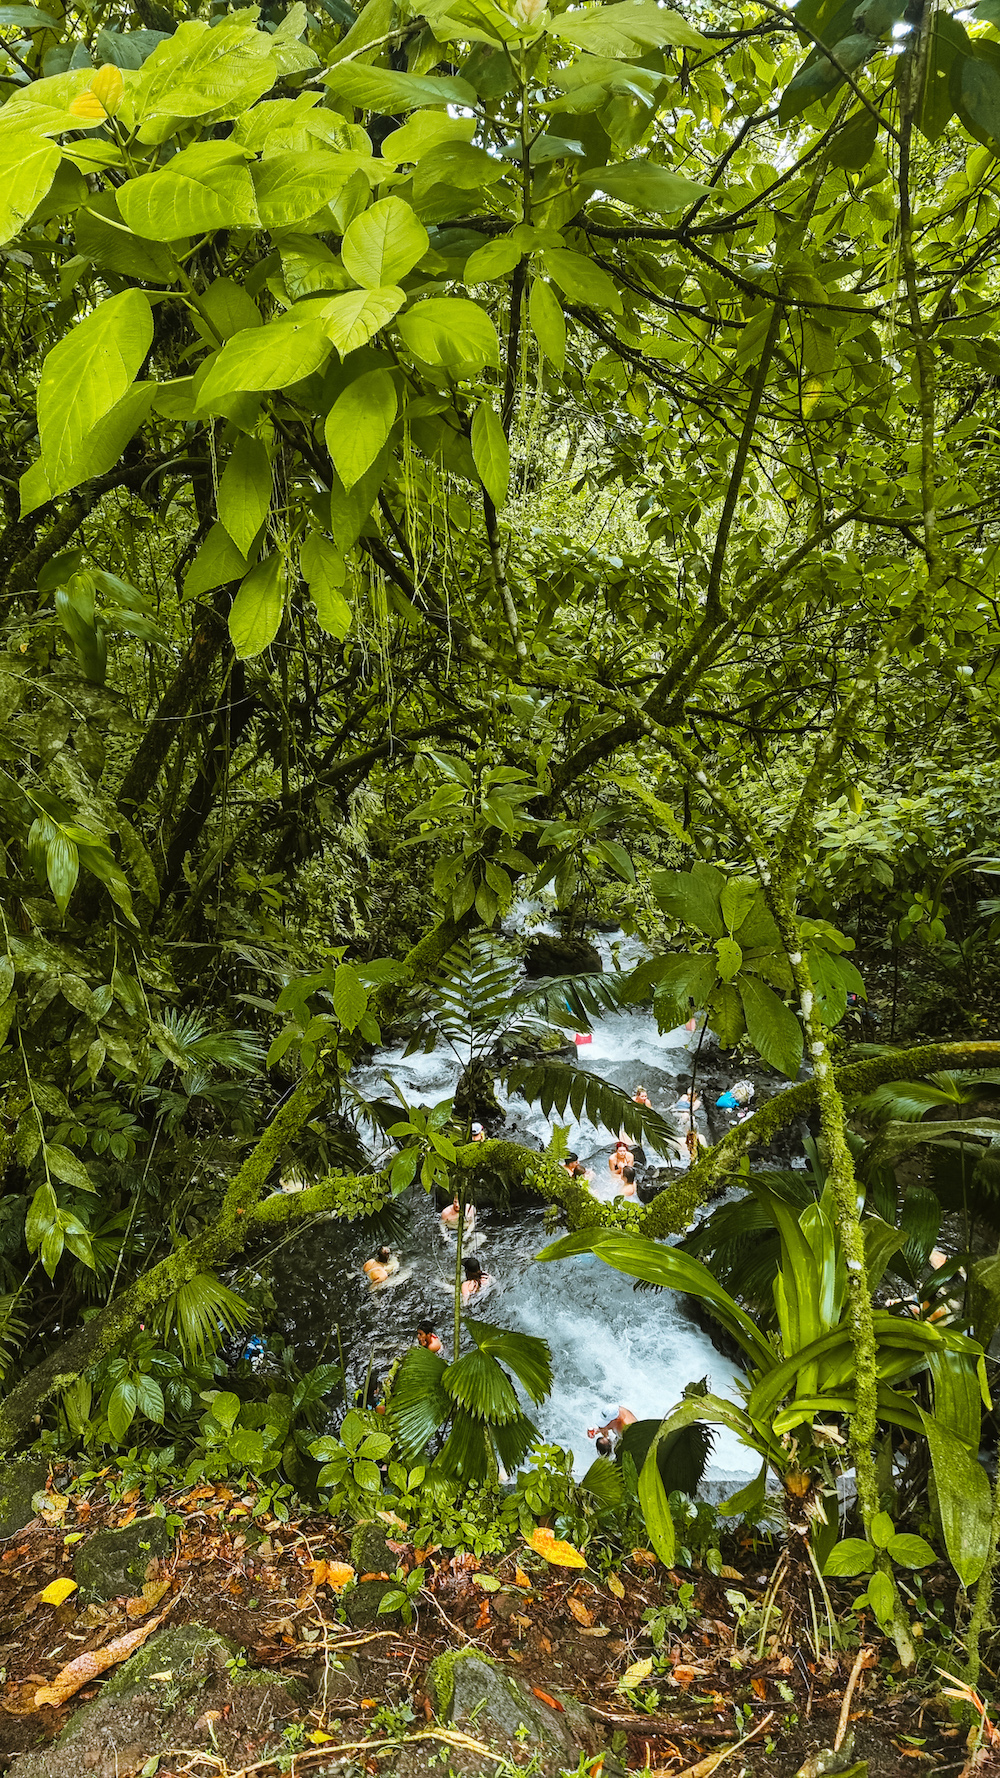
[
  {"x1": 170, "y1": 1725, "x2": 512, "y2": 1776},
  {"x1": 835, "y1": 1645, "x2": 876, "y2": 1752}
]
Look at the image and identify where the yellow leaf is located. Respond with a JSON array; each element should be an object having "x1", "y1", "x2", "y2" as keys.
[
  {"x1": 68, "y1": 90, "x2": 107, "y2": 120},
  {"x1": 310, "y1": 1560, "x2": 355, "y2": 1592},
  {"x1": 618, "y1": 1656, "x2": 654, "y2": 1690},
  {"x1": 40, "y1": 1578, "x2": 77, "y2": 1606},
  {"x1": 514, "y1": 1567, "x2": 531, "y2": 1589},
  {"x1": 90, "y1": 64, "x2": 124, "y2": 114},
  {"x1": 308, "y1": 1730, "x2": 334, "y2": 1744},
  {"x1": 607, "y1": 1572, "x2": 625, "y2": 1600},
  {"x1": 525, "y1": 1528, "x2": 587, "y2": 1569},
  {"x1": 567, "y1": 1595, "x2": 593, "y2": 1626}
]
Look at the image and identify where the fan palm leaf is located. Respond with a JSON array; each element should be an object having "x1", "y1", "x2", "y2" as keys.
[
  {"x1": 157, "y1": 1272, "x2": 251, "y2": 1364},
  {"x1": 464, "y1": 1319, "x2": 553, "y2": 1404},
  {"x1": 443, "y1": 1349, "x2": 521, "y2": 1423},
  {"x1": 388, "y1": 1347, "x2": 451, "y2": 1460}
]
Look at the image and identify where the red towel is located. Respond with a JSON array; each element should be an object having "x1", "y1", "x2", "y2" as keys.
[{"x1": 575, "y1": 1033, "x2": 593, "y2": 1045}]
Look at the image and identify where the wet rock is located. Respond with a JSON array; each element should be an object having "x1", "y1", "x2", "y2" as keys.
[
  {"x1": 12, "y1": 1623, "x2": 306, "y2": 1778},
  {"x1": 426, "y1": 1648, "x2": 600, "y2": 1770},
  {"x1": 73, "y1": 1515, "x2": 176, "y2": 1602},
  {"x1": 524, "y1": 934, "x2": 602, "y2": 978},
  {"x1": 0, "y1": 1457, "x2": 48, "y2": 1539}
]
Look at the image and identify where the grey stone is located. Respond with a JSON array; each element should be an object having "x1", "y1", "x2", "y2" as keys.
[
  {"x1": 73, "y1": 1515, "x2": 176, "y2": 1602},
  {"x1": 0, "y1": 1457, "x2": 48, "y2": 1539},
  {"x1": 524, "y1": 934, "x2": 602, "y2": 979},
  {"x1": 426, "y1": 1649, "x2": 598, "y2": 1763}
]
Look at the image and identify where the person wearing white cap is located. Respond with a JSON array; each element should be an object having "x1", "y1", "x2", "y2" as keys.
[{"x1": 471, "y1": 1122, "x2": 486, "y2": 1141}]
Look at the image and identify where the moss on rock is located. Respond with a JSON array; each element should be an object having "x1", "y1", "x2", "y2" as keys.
[
  {"x1": 73, "y1": 1515, "x2": 176, "y2": 1602},
  {"x1": 0, "y1": 1457, "x2": 48, "y2": 1540}
]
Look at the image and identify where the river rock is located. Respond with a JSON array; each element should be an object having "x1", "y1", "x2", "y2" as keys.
[
  {"x1": 12, "y1": 1623, "x2": 305, "y2": 1778},
  {"x1": 523, "y1": 934, "x2": 602, "y2": 978},
  {"x1": 73, "y1": 1515, "x2": 176, "y2": 1602},
  {"x1": 425, "y1": 1648, "x2": 601, "y2": 1769},
  {"x1": 343, "y1": 1576, "x2": 401, "y2": 1626},
  {"x1": 351, "y1": 1517, "x2": 396, "y2": 1575},
  {"x1": 0, "y1": 1457, "x2": 48, "y2": 1539}
]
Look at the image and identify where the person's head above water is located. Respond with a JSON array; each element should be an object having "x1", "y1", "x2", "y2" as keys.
[
  {"x1": 417, "y1": 1321, "x2": 441, "y2": 1349},
  {"x1": 595, "y1": 1435, "x2": 612, "y2": 1456},
  {"x1": 376, "y1": 1245, "x2": 391, "y2": 1262},
  {"x1": 463, "y1": 1257, "x2": 484, "y2": 1281},
  {"x1": 622, "y1": 1166, "x2": 635, "y2": 1184}
]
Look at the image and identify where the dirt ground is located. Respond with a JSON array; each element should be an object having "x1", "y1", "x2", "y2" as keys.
[{"x1": 0, "y1": 1473, "x2": 991, "y2": 1778}]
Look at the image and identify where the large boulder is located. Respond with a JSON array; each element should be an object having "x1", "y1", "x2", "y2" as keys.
[
  {"x1": 13, "y1": 1623, "x2": 305, "y2": 1778},
  {"x1": 0, "y1": 1458, "x2": 48, "y2": 1539},
  {"x1": 425, "y1": 1649, "x2": 601, "y2": 1772},
  {"x1": 73, "y1": 1516, "x2": 176, "y2": 1602},
  {"x1": 523, "y1": 934, "x2": 602, "y2": 979}
]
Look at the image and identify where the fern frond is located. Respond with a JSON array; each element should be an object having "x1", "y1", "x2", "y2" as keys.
[
  {"x1": 502, "y1": 1059, "x2": 683, "y2": 1149},
  {"x1": 508, "y1": 969, "x2": 637, "y2": 1033},
  {"x1": 0, "y1": 1293, "x2": 27, "y2": 1384}
]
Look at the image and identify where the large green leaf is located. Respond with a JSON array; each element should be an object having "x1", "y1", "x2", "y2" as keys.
[
  {"x1": 342, "y1": 196, "x2": 430, "y2": 288},
  {"x1": 578, "y1": 161, "x2": 709, "y2": 212},
  {"x1": 471, "y1": 400, "x2": 510, "y2": 507},
  {"x1": 37, "y1": 290, "x2": 153, "y2": 501},
  {"x1": 301, "y1": 533, "x2": 352, "y2": 638},
  {"x1": 229, "y1": 554, "x2": 285, "y2": 659},
  {"x1": 325, "y1": 369, "x2": 397, "y2": 492},
  {"x1": 549, "y1": 0, "x2": 708, "y2": 55},
  {"x1": 638, "y1": 1442, "x2": 676, "y2": 1565},
  {"x1": 652, "y1": 863, "x2": 727, "y2": 938},
  {"x1": 542, "y1": 247, "x2": 622, "y2": 312},
  {"x1": 398, "y1": 298, "x2": 501, "y2": 371},
  {"x1": 528, "y1": 276, "x2": 566, "y2": 370},
  {"x1": 184, "y1": 523, "x2": 249, "y2": 599},
  {"x1": 738, "y1": 975, "x2": 803, "y2": 1079},
  {"x1": 75, "y1": 192, "x2": 180, "y2": 282},
  {"x1": 197, "y1": 318, "x2": 332, "y2": 406},
  {"x1": 322, "y1": 63, "x2": 477, "y2": 111},
  {"x1": 119, "y1": 143, "x2": 260, "y2": 239},
  {"x1": 322, "y1": 285, "x2": 406, "y2": 353},
  {"x1": 0, "y1": 132, "x2": 60, "y2": 247},
  {"x1": 918, "y1": 1407, "x2": 991, "y2": 1585},
  {"x1": 218, "y1": 435, "x2": 272, "y2": 556},
  {"x1": 252, "y1": 149, "x2": 354, "y2": 227},
  {"x1": 131, "y1": 15, "x2": 277, "y2": 133}
]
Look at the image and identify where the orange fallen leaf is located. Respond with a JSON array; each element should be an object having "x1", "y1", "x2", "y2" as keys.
[
  {"x1": 34, "y1": 1601, "x2": 174, "y2": 1708},
  {"x1": 525, "y1": 1528, "x2": 587, "y2": 1569},
  {"x1": 672, "y1": 1666, "x2": 697, "y2": 1689},
  {"x1": 751, "y1": 1676, "x2": 768, "y2": 1700},
  {"x1": 630, "y1": 1548, "x2": 657, "y2": 1566},
  {"x1": 567, "y1": 1596, "x2": 593, "y2": 1627},
  {"x1": 532, "y1": 1687, "x2": 564, "y2": 1711},
  {"x1": 309, "y1": 1559, "x2": 355, "y2": 1592},
  {"x1": 514, "y1": 1567, "x2": 531, "y2": 1589}
]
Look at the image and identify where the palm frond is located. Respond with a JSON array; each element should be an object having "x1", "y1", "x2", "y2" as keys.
[
  {"x1": 508, "y1": 968, "x2": 639, "y2": 1035},
  {"x1": 464, "y1": 1320, "x2": 553, "y2": 1404},
  {"x1": 158, "y1": 1271, "x2": 252, "y2": 1365},
  {"x1": 491, "y1": 1408, "x2": 541, "y2": 1475},
  {"x1": 443, "y1": 1349, "x2": 521, "y2": 1423},
  {"x1": 580, "y1": 1454, "x2": 623, "y2": 1508},
  {"x1": 856, "y1": 1073, "x2": 1000, "y2": 1126},
  {"x1": 436, "y1": 1407, "x2": 490, "y2": 1482},
  {"x1": 412, "y1": 936, "x2": 522, "y2": 1054},
  {"x1": 862, "y1": 1118, "x2": 1000, "y2": 1175},
  {"x1": 388, "y1": 1347, "x2": 451, "y2": 1460},
  {"x1": 503, "y1": 1059, "x2": 683, "y2": 1149}
]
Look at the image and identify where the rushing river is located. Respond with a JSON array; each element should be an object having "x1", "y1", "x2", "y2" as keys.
[{"x1": 271, "y1": 923, "x2": 759, "y2": 1484}]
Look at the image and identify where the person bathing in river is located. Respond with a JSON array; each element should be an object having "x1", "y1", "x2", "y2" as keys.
[
  {"x1": 609, "y1": 1139, "x2": 634, "y2": 1178},
  {"x1": 362, "y1": 1245, "x2": 400, "y2": 1288},
  {"x1": 471, "y1": 1122, "x2": 486, "y2": 1142},
  {"x1": 563, "y1": 1153, "x2": 593, "y2": 1181},
  {"x1": 634, "y1": 1086, "x2": 652, "y2": 1109},
  {"x1": 462, "y1": 1256, "x2": 492, "y2": 1300},
  {"x1": 417, "y1": 1321, "x2": 443, "y2": 1353},
  {"x1": 620, "y1": 1165, "x2": 637, "y2": 1198},
  {"x1": 441, "y1": 1194, "x2": 476, "y2": 1233},
  {"x1": 587, "y1": 1406, "x2": 636, "y2": 1451}
]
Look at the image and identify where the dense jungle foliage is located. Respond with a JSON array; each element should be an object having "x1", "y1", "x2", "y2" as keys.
[{"x1": 4, "y1": 0, "x2": 1000, "y2": 1695}]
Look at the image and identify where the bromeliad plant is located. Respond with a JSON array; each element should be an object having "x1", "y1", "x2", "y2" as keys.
[{"x1": 541, "y1": 1180, "x2": 991, "y2": 1656}]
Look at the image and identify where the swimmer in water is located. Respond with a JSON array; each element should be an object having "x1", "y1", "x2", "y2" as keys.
[
  {"x1": 620, "y1": 1164, "x2": 637, "y2": 1198},
  {"x1": 587, "y1": 1406, "x2": 637, "y2": 1447},
  {"x1": 362, "y1": 1245, "x2": 400, "y2": 1287},
  {"x1": 675, "y1": 1082, "x2": 702, "y2": 1113},
  {"x1": 563, "y1": 1153, "x2": 593, "y2": 1181},
  {"x1": 609, "y1": 1139, "x2": 634, "y2": 1177},
  {"x1": 471, "y1": 1122, "x2": 486, "y2": 1142},
  {"x1": 417, "y1": 1321, "x2": 443, "y2": 1353},
  {"x1": 634, "y1": 1086, "x2": 652, "y2": 1108},
  {"x1": 441, "y1": 1195, "x2": 476, "y2": 1233},
  {"x1": 461, "y1": 1256, "x2": 492, "y2": 1300}
]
